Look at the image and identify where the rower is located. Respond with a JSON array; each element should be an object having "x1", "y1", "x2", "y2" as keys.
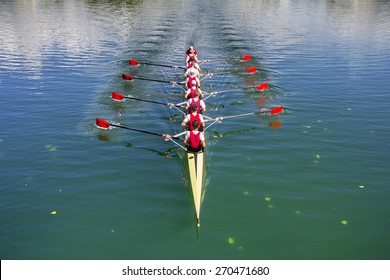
[
  {"x1": 185, "y1": 69, "x2": 200, "y2": 88},
  {"x1": 184, "y1": 61, "x2": 200, "y2": 78},
  {"x1": 185, "y1": 80, "x2": 203, "y2": 99},
  {"x1": 186, "y1": 57, "x2": 201, "y2": 72},
  {"x1": 184, "y1": 120, "x2": 206, "y2": 153},
  {"x1": 186, "y1": 89, "x2": 206, "y2": 114},
  {"x1": 185, "y1": 46, "x2": 198, "y2": 64},
  {"x1": 181, "y1": 104, "x2": 205, "y2": 131}
]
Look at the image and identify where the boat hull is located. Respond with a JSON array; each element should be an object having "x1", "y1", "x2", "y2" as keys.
[{"x1": 186, "y1": 151, "x2": 205, "y2": 227}]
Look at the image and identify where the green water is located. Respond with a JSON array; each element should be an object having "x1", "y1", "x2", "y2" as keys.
[{"x1": 0, "y1": 0, "x2": 389, "y2": 260}]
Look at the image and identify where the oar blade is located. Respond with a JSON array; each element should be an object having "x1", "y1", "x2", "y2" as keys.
[
  {"x1": 247, "y1": 67, "x2": 257, "y2": 74},
  {"x1": 96, "y1": 118, "x2": 111, "y2": 129},
  {"x1": 257, "y1": 82, "x2": 269, "y2": 91},
  {"x1": 129, "y1": 59, "x2": 139, "y2": 66},
  {"x1": 112, "y1": 91, "x2": 124, "y2": 102},
  {"x1": 241, "y1": 54, "x2": 251, "y2": 61},
  {"x1": 122, "y1": 74, "x2": 133, "y2": 80},
  {"x1": 269, "y1": 106, "x2": 283, "y2": 115}
]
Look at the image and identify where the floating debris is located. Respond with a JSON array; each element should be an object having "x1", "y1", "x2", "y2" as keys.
[
  {"x1": 50, "y1": 211, "x2": 57, "y2": 215},
  {"x1": 46, "y1": 145, "x2": 57, "y2": 152},
  {"x1": 228, "y1": 237, "x2": 235, "y2": 245},
  {"x1": 358, "y1": 185, "x2": 365, "y2": 189},
  {"x1": 265, "y1": 197, "x2": 271, "y2": 202},
  {"x1": 341, "y1": 220, "x2": 348, "y2": 225}
]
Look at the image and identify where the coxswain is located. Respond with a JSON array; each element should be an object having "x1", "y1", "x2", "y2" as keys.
[
  {"x1": 185, "y1": 69, "x2": 200, "y2": 88},
  {"x1": 186, "y1": 89, "x2": 206, "y2": 113},
  {"x1": 185, "y1": 46, "x2": 198, "y2": 63},
  {"x1": 181, "y1": 104, "x2": 205, "y2": 130},
  {"x1": 184, "y1": 120, "x2": 206, "y2": 153},
  {"x1": 185, "y1": 80, "x2": 203, "y2": 99}
]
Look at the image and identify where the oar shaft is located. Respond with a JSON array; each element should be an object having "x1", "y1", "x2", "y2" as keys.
[
  {"x1": 111, "y1": 124, "x2": 181, "y2": 140},
  {"x1": 124, "y1": 96, "x2": 168, "y2": 106},
  {"x1": 132, "y1": 76, "x2": 173, "y2": 84},
  {"x1": 221, "y1": 112, "x2": 256, "y2": 120},
  {"x1": 140, "y1": 62, "x2": 185, "y2": 69},
  {"x1": 207, "y1": 107, "x2": 282, "y2": 123},
  {"x1": 110, "y1": 124, "x2": 162, "y2": 137}
]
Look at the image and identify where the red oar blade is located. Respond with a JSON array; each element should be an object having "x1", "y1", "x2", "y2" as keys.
[
  {"x1": 96, "y1": 118, "x2": 111, "y2": 129},
  {"x1": 241, "y1": 54, "x2": 251, "y2": 61},
  {"x1": 129, "y1": 59, "x2": 139, "y2": 66},
  {"x1": 247, "y1": 67, "x2": 257, "y2": 74},
  {"x1": 122, "y1": 74, "x2": 133, "y2": 80},
  {"x1": 269, "y1": 106, "x2": 283, "y2": 115},
  {"x1": 112, "y1": 91, "x2": 124, "y2": 102},
  {"x1": 257, "y1": 82, "x2": 269, "y2": 91}
]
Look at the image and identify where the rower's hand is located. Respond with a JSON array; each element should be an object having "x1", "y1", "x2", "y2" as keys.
[
  {"x1": 170, "y1": 81, "x2": 177, "y2": 85},
  {"x1": 162, "y1": 134, "x2": 171, "y2": 141}
]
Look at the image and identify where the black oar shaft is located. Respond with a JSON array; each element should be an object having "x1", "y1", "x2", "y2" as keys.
[
  {"x1": 141, "y1": 62, "x2": 185, "y2": 69},
  {"x1": 111, "y1": 124, "x2": 181, "y2": 140},
  {"x1": 124, "y1": 96, "x2": 167, "y2": 106},
  {"x1": 132, "y1": 76, "x2": 173, "y2": 84}
]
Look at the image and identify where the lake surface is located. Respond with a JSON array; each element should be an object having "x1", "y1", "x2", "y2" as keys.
[{"x1": 1, "y1": 0, "x2": 389, "y2": 260}]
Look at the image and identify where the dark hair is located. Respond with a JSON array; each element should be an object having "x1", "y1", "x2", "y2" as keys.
[
  {"x1": 191, "y1": 104, "x2": 198, "y2": 111},
  {"x1": 192, "y1": 120, "x2": 199, "y2": 128}
]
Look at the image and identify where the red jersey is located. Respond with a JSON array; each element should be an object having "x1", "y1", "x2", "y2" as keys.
[
  {"x1": 188, "y1": 113, "x2": 201, "y2": 130},
  {"x1": 188, "y1": 131, "x2": 201, "y2": 150},
  {"x1": 186, "y1": 76, "x2": 199, "y2": 88},
  {"x1": 187, "y1": 86, "x2": 198, "y2": 99},
  {"x1": 188, "y1": 98, "x2": 201, "y2": 113}
]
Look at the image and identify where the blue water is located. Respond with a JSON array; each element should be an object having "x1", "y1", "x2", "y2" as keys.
[{"x1": 0, "y1": 0, "x2": 389, "y2": 260}]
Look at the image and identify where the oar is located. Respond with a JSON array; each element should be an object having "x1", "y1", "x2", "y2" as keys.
[
  {"x1": 198, "y1": 54, "x2": 252, "y2": 63},
  {"x1": 201, "y1": 67, "x2": 257, "y2": 78},
  {"x1": 203, "y1": 82, "x2": 269, "y2": 100},
  {"x1": 204, "y1": 106, "x2": 283, "y2": 127},
  {"x1": 122, "y1": 74, "x2": 177, "y2": 84},
  {"x1": 112, "y1": 91, "x2": 170, "y2": 105},
  {"x1": 96, "y1": 118, "x2": 182, "y2": 140},
  {"x1": 129, "y1": 59, "x2": 186, "y2": 70},
  {"x1": 111, "y1": 92, "x2": 186, "y2": 113},
  {"x1": 220, "y1": 106, "x2": 283, "y2": 120}
]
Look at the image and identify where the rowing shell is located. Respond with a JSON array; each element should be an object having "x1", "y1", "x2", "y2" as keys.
[{"x1": 186, "y1": 151, "x2": 205, "y2": 227}]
